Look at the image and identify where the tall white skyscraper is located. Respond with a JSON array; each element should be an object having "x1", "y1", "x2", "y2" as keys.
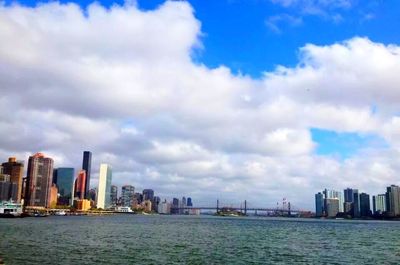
[{"x1": 97, "y1": 164, "x2": 112, "y2": 209}]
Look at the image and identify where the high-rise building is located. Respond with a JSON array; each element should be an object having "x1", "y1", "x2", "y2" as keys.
[
  {"x1": 325, "y1": 198, "x2": 339, "y2": 217},
  {"x1": 158, "y1": 199, "x2": 171, "y2": 214},
  {"x1": 359, "y1": 193, "x2": 371, "y2": 217},
  {"x1": 82, "y1": 151, "x2": 92, "y2": 199},
  {"x1": 143, "y1": 189, "x2": 154, "y2": 201},
  {"x1": 89, "y1": 188, "x2": 97, "y2": 202},
  {"x1": 187, "y1": 197, "x2": 193, "y2": 207},
  {"x1": 74, "y1": 170, "x2": 86, "y2": 200},
  {"x1": 324, "y1": 189, "x2": 344, "y2": 213},
  {"x1": 49, "y1": 184, "x2": 58, "y2": 208},
  {"x1": 353, "y1": 191, "x2": 360, "y2": 218},
  {"x1": 0, "y1": 172, "x2": 12, "y2": 201},
  {"x1": 2, "y1": 157, "x2": 24, "y2": 202},
  {"x1": 385, "y1": 185, "x2": 400, "y2": 217},
  {"x1": 315, "y1": 192, "x2": 324, "y2": 217},
  {"x1": 111, "y1": 185, "x2": 118, "y2": 207},
  {"x1": 134, "y1": 192, "x2": 143, "y2": 204},
  {"x1": 97, "y1": 164, "x2": 112, "y2": 209},
  {"x1": 344, "y1": 188, "x2": 356, "y2": 203},
  {"x1": 172, "y1": 198, "x2": 179, "y2": 214},
  {"x1": 152, "y1": 196, "x2": 160, "y2": 212},
  {"x1": 25, "y1": 153, "x2": 54, "y2": 208},
  {"x1": 122, "y1": 185, "x2": 135, "y2": 207},
  {"x1": 372, "y1": 194, "x2": 386, "y2": 214},
  {"x1": 53, "y1": 168, "x2": 74, "y2": 206}
]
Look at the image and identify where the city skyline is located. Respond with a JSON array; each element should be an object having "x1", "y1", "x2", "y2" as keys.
[{"x1": 1, "y1": 0, "x2": 400, "y2": 210}]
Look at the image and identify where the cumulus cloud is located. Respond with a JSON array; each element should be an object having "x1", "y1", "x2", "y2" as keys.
[{"x1": 1, "y1": 1, "x2": 400, "y2": 209}]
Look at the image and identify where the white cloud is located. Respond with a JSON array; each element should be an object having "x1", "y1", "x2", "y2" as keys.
[{"x1": 1, "y1": 1, "x2": 400, "y2": 210}]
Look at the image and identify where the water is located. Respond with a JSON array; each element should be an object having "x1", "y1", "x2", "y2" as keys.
[{"x1": 1, "y1": 215, "x2": 400, "y2": 264}]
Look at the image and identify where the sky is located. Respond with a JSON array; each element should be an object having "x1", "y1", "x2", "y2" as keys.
[{"x1": 0, "y1": 0, "x2": 400, "y2": 210}]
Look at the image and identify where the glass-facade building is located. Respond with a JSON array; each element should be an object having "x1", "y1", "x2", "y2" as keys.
[
  {"x1": 315, "y1": 192, "x2": 324, "y2": 217},
  {"x1": 82, "y1": 151, "x2": 92, "y2": 199},
  {"x1": 121, "y1": 185, "x2": 135, "y2": 207},
  {"x1": 54, "y1": 167, "x2": 74, "y2": 205}
]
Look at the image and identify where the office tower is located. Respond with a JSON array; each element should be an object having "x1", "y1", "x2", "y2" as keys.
[
  {"x1": 0, "y1": 172, "x2": 11, "y2": 201},
  {"x1": 25, "y1": 153, "x2": 54, "y2": 208},
  {"x1": 325, "y1": 198, "x2": 339, "y2": 217},
  {"x1": 353, "y1": 191, "x2": 360, "y2": 218},
  {"x1": 82, "y1": 151, "x2": 92, "y2": 199},
  {"x1": 122, "y1": 185, "x2": 135, "y2": 207},
  {"x1": 74, "y1": 170, "x2": 86, "y2": 200},
  {"x1": 359, "y1": 193, "x2": 371, "y2": 217},
  {"x1": 385, "y1": 185, "x2": 400, "y2": 217},
  {"x1": 187, "y1": 197, "x2": 193, "y2": 207},
  {"x1": 152, "y1": 196, "x2": 160, "y2": 212},
  {"x1": 53, "y1": 168, "x2": 74, "y2": 206},
  {"x1": 324, "y1": 189, "x2": 344, "y2": 213},
  {"x1": 2, "y1": 157, "x2": 24, "y2": 202},
  {"x1": 372, "y1": 194, "x2": 386, "y2": 214},
  {"x1": 89, "y1": 188, "x2": 97, "y2": 202},
  {"x1": 172, "y1": 198, "x2": 179, "y2": 214},
  {"x1": 143, "y1": 189, "x2": 154, "y2": 201},
  {"x1": 134, "y1": 192, "x2": 143, "y2": 204},
  {"x1": 315, "y1": 192, "x2": 324, "y2": 217},
  {"x1": 344, "y1": 188, "x2": 355, "y2": 203},
  {"x1": 158, "y1": 200, "x2": 171, "y2": 214},
  {"x1": 97, "y1": 164, "x2": 112, "y2": 209},
  {"x1": 111, "y1": 185, "x2": 118, "y2": 207}
]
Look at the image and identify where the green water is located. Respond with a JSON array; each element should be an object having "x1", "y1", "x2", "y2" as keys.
[{"x1": 1, "y1": 215, "x2": 400, "y2": 264}]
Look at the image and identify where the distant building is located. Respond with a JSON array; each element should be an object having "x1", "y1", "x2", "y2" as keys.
[
  {"x1": 74, "y1": 199, "x2": 91, "y2": 211},
  {"x1": 122, "y1": 185, "x2": 135, "y2": 207},
  {"x1": 74, "y1": 170, "x2": 86, "y2": 200},
  {"x1": 143, "y1": 189, "x2": 154, "y2": 201},
  {"x1": 0, "y1": 172, "x2": 12, "y2": 201},
  {"x1": 89, "y1": 188, "x2": 97, "y2": 202},
  {"x1": 25, "y1": 153, "x2": 54, "y2": 208},
  {"x1": 187, "y1": 197, "x2": 193, "y2": 207},
  {"x1": 172, "y1": 198, "x2": 179, "y2": 214},
  {"x1": 53, "y1": 168, "x2": 74, "y2": 206},
  {"x1": 325, "y1": 198, "x2": 339, "y2": 217},
  {"x1": 385, "y1": 185, "x2": 400, "y2": 217},
  {"x1": 82, "y1": 151, "x2": 92, "y2": 199},
  {"x1": 134, "y1": 192, "x2": 143, "y2": 204},
  {"x1": 142, "y1": 200, "x2": 152, "y2": 212},
  {"x1": 152, "y1": 196, "x2": 160, "y2": 212},
  {"x1": 97, "y1": 164, "x2": 112, "y2": 209},
  {"x1": 49, "y1": 184, "x2": 58, "y2": 208},
  {"x1": 372, "y1": 194, "x2": 386, "y2": 214},
  {"x1": 158, "y1": 200, "x2": 171, "y2": 214},
  {"x1": 324, "y1": 189, "x2": 344, "y2": 213},
  {"x1": 359, "y1": 193, "x2": 371, "y2": 217},
  {"x1": 1, "y1": 157, "x2": 24, "y2": 202},
  {"x1": 315, "y1": 192, "x2": 324, "y2": 217},
  {"x1": 353, "y1": 191, "x2": 360, "y2": 218},
  {"x1": 111, "y1": 185, "x2": 118, "y2": 207},
  {"x1": 344, "y1": 188, "x2": 357, "y2": 203}
]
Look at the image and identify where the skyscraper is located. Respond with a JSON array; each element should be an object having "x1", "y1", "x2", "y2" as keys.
[
  {"x1": 315, "y1": 192, "x2": 324, "y2": 217},
  {"x1": 121, "y1": 185, "x2": 135, "y2": 207},
  {"x1": 324, "y1": 189, "x2": 344, "y2": 213},
  {"x1": 187, "y1": 197, "x2": 193, "y2": 207},
  {"x1": 325, "y1": 198, "x2": 339, "y2": 217},
  {"x1": 74, "y1": 170, "x2": 86, "y2": 200},
  {"x1": 385, "y1": 185, "x2": 400, "y2": 217},
  {"x1": 353, "y1": 191, "x2": 360, "y2": 218},
  {"x1": 97, "y1": 164, "x2": 112, "y2": 209},
  {"x1": 25, "y1": 153, "x2": 54, "y2": 208},
  {"x1": 0, "y1": 170, "x2": 12, "y2": 201},
  {"x1": 143, "y1": 189, "x2": 154, "y2": 201},
  {"x1": 372, "y1": 194, "x2": 386, "y2": 214},
  {"x1": 82, "y1": 151, "x2": 92, "y2": 199},
  {"x1": 53, "y1": 167, "x2": 74, "y2": 206},
  {"x1": 111, "y1": 185, "x2": 118, "y2": 207},
  {"x1": 152, "y1": 196, "x2": 161, "y2": 212},
  {"x1": 359, "y1": 193, "x2": 371, "y2": 217},
  {"x1": 2, "y1": 157, "x2": 24, "y2": 202}
]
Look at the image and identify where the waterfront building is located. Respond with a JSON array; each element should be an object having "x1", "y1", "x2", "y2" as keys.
[
  {"x1": 143, "y1": 189, "x2": 154, "y2": 201},
  {"x1": 372, "y1": 194, "x2": 386, "y2": 214},
  {"x1": 343, "y1": 202, "x2": 353, "y2": 215},
  {"x1": 122, "y1": 185, "x2": 135, "y2": 207},
  {"x1": 187, "y1": 197, "x2": 193, "y2": 207},
  {"x1": 325, "y1": 198, "x2": 339, "y2": 217},
  {"x1": 359, "y1": 193, "x2": 371, "y2": 217},
  {"x1": 82, "y1": 151, "x2": 92, "y2": 199},
  {"x1": 49, "y1": 184, "x2": 58, "y2": 208},
  {"x1": 74, "y1": 199, "x2": 91, "y2": 211},
  {"x1": 315, "y1": 192, "x2": 324, "y2": 217},
  {"x1": 0, "y1": 173, "x2": 12, "y2": 201},
  {"x1": 53, "y1": 168, "x2": 74, "y2": 206},
  {"x1": 134, "y1": 192, "x2": 143, "y2": 204},
  {"x1": 158, "y1": 200, "x2": 171, "y2": 214},
  {"x1": 344, "y1": 188, "x2": 358, "y2": 203},
  {"x1": 97, "y1": 164, "x2": 112, "y2": 209},
  {"x1": 74, "y1": 170, "x2": 86, "y2": 200},
  {"x1": 1, "y1": 157, "x2": 24, "y2": 202},
  {"x1": 142, "y1": 200, "x2": 152, "y2": 212},
  {"x1": 152, "y1": 196, "x2": 160, "y2": 212},
  {"x1": 180, "y1": 196, "x2": 187, "y2": 214},
  {"x1": 323, "y1": 189, "x2": 344, "y2": 213},
  {"x1": 111, "y1": 185, "x2": 118, "y2": 207},
  {"x1": 89, "y1": 188, "x2": 97, "y2": 202},
  {"x1": 172, "y1": 198, "x2": 179, "y2": 214},
  {"x1": 25, "y1": 153, "x2": 54, "y2": 208},
  {"x1": 385, "y1": 185, "x2": 400, "y2": 217},
  {"x1": 353, "y1": 191, "x2": 360, "y2": 218}
]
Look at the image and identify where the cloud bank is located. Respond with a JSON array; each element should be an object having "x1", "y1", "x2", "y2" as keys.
[{"x1": 1, "y1": 1, "x2": 400, "y2": 209}]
